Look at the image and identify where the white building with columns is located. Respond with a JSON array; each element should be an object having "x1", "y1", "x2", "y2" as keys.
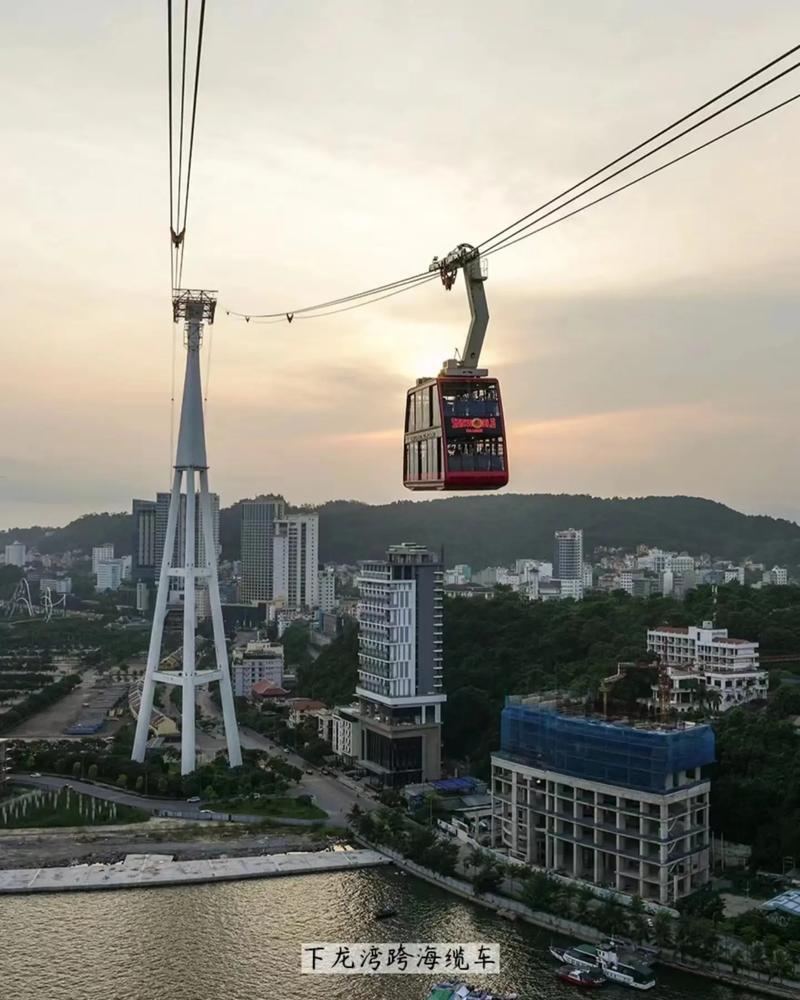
[{"x1": 647, "y1": 621, "x2": 768, "y2": 712}]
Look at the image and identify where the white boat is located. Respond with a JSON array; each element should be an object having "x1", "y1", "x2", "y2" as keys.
[
  {"x1": 426, "y1": 984, "x2": 519, "y2": 1000},
  {"x1": 548, "y1": 940, "x2": 656, "y2": 991}
]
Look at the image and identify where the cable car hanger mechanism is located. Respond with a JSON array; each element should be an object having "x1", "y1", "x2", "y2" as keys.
[{"x1": 429, "y1": 243, "x2": 489, "y2": 378}]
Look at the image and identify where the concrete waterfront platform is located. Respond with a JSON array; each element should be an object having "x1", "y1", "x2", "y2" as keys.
[{"x1": 0, "y1": 848, "x2": 391, "y2": 895}]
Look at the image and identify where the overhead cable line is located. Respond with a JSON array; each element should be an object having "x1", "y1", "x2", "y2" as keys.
[
  {"x1": 482, "y1": 91, "x2": 800, "y2": 258},
  {"x1": 177, "y1": 0, "x2": 207, "y2": 290},
  {"x1": 480, "y1": 58, "x2": 800, "y2": 256},
  {"x1": 224, "y1": 43, "x2": 800, "y2": 324},
  {"x1": 167, "y1": 0, "x2": 175, "y2": 292},
  {"x1": 244, "y1": 272, "x2": 439, "y2": 323},
  {"x1": 225, "y1": 268, "x2": 434, "y2": 322},
  {"x1": 167, "y1": 0, "x2": 207, "y2": 294},
  {"x1": 477, "y1": 41, "x2": 800, "y2": 253}
]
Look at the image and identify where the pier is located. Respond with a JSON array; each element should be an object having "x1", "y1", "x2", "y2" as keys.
[{"x1": 0, "y1": 848, "x2": 390, "y2": 895}]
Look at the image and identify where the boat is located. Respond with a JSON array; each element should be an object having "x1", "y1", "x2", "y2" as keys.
[
  {"x1": 556, "y1": 965, "x2": 606, "y2": 989},
  {"x1": 426, "y1": 984, "x2": 519, "y2": 1000},
  {"x1": 373, "y1": 905, "x2": 397, "y2": 919},
  {"x1": 548, "y1": 940, "x2": 656, "y2": 991}
]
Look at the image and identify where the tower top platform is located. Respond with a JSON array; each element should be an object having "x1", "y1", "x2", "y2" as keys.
[{"x1": 172, "y1": 289, "x2": 218, "y2": 325}]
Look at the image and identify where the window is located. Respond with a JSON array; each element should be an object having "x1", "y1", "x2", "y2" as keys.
[{"x1": 406, "y1": 393, "x2": 416, "y2": 433}]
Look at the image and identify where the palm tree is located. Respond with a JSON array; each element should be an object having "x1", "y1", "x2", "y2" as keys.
[
  {"x1": 652, "y1": 910, "x2": 673, "y2": 948},
  {"x1": 557, "y1": 883, "x2": 577, "y2": 918},
  {"x1": 574, "y1": 886, "x2": 594, "y2": 923}
]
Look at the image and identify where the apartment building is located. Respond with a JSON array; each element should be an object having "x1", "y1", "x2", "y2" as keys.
[{"x1": 491, "y1": 699, "x2": 715, "y2": 905}]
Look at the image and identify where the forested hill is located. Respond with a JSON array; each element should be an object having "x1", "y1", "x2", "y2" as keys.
[
  {"x1": 4, "y1": 494, "x2": 800, "y2": 567},
  {"x1": 306, "y1": 494, "x2": 800, "y2": 567}
]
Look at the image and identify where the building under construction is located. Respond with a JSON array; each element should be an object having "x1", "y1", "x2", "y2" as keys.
[{"x1": 491, "y1": 696, "x2": 715, "y2": 905}]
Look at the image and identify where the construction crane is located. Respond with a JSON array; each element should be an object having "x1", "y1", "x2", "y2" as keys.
[{"x1": 600, "y1": 660, "x2": 669, "y2": 719}]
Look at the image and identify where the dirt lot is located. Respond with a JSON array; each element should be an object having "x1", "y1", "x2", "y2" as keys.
[
  {"x1": 7, "y1": 670, "x2": 99, "y2": 738},
  {"x1": 0, "y1": 818, "x2": 327, "y2": 870}
]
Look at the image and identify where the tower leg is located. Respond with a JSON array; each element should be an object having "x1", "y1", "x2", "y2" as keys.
[
  {"x1": 181, "y1": 469, "x2": 197, "y2": 776},
  {"x1": 132, "y1": 468, "x2": 182, "y2": 762},
  {"x1": 199, "y1": 470, "x2": 242, "y2": 767}
]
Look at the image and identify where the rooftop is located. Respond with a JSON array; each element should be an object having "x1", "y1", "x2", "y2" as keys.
[
  {"x1": 251, "y1": 682, "x2": 288, "y2": 698},
  {"x1": 762, "y1": 889, "x2": 800, "y2": 918}
]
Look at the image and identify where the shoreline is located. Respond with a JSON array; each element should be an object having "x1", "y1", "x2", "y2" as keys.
[{"x1": 368, "y1": 843, "x2": 800, "y2": 1000}]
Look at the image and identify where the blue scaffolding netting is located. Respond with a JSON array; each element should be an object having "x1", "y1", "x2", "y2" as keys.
[{"x1": 500, "y1": 702, "x2": 715, "y2": 792}]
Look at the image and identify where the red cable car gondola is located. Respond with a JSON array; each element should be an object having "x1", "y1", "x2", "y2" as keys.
[{"x1": 403, "y1": 244, "x2": 509, "y2": 491}]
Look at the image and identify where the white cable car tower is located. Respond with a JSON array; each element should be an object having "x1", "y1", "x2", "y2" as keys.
[{"x1": 132, "y1": 289, "x2": 241, "y2": 775}]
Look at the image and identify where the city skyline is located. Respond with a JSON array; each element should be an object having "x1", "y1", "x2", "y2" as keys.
[{"x1": 2, "y1": 3, "x2": 800, "y2": 528}]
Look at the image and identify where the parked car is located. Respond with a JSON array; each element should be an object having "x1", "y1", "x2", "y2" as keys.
[{"x1": 186, "y1": 796, "x2": 201, "y2": 803}]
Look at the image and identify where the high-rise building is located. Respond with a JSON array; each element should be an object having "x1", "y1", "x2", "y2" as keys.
[
  {"x1": 273, "y1": 513, "x2": 319, "y2": 609},
  {"x1": 240, "y1": 497, "x2": 285, "y2": 603},
  {"x1": 136, "y1": 581, "x2": 150, "y2": 612},
  {"x1": 95, "y1": 559, "x2": 125, "y2": 592},
  {"x1": 318, "y1": 566, "x2": 337, "y2": 613},
  {"x1": 155, "y1": 491, "x2": 219, "y2": 592},
  {"x1": 355, "y1": 543, "x2": 446, "y2": 788},
  {"x1": 554, "y1": 528, "x2": 583, "y2": 581},
  {"x1": 132, "y1": 499, "x2": 157, "y2": 581},
  {"x1": 4, "y1": 542, "x2": 26, "y2": 567},
  {"x1": 92, "y1": 543, "x2": 115, "y2": 576},
  {"x1": 492, "y1": 698, "x2": 714, "y2": 904}
]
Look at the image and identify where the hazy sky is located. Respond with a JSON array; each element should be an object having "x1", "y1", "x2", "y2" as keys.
[{"x1": 2, "y1": 1, "x2": 800, "y2": 530}]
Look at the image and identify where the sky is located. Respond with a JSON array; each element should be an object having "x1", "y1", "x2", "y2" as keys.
[{"x1": 1, "y1": 1, "x2": 800, "y2": 530}]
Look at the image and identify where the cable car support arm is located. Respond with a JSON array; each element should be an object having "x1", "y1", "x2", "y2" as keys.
[{"x1": 430, "y1": 243, "x2": 489, "y2": 376}]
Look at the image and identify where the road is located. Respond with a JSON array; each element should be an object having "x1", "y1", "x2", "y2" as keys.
[
  {"x1": 194, "y1": 687, "x2": 375, "y2": 827},
  {"x1": 10, "y1": 740, "x2": 375, "y2": 828},
  {"x1": 9, "y1": 774, "x2": 220, "y2": 817}
]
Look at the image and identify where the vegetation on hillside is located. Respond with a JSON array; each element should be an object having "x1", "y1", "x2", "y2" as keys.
[
  {"x1": 295, "y1": 624, "x2": 359, "y2": 705},
  {"x1": 299, "y1": 583, "x2": 800, "y2": 868},
  {"x1": 0, "y1": 512, "x2": 132, "y2": 557},
  {"x1": 6, "y1": 494, "x2": 800, "y2": 569}
]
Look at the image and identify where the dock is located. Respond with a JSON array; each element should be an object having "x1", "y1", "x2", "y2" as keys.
[{"x1": 0, "y1": 848, "x2": 391, "y2": 895}]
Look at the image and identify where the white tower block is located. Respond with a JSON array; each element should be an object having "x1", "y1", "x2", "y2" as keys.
[{"x1": 132, "y1": 290, "x2": 241, "y2": 775}]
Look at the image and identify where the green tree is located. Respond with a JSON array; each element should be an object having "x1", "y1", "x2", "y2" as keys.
[
  {"x1": 652, "y1": 910, "x2": 673, "y2": 948},
  {"x1": 116, "y1": 774, "x2": 128, "y2": 789},
  {"x1": 574, "y1": 886, "x2": 594, "y2": 923},
  {"x1": 594, "y1": 900, "x2": 628, "y2": 936},
  {"x1": 522, "y1": 871, "x2": 558, "y2": 912},
  {"x1": 87, "y1": 763, "x2": 99, "y2": 781},
  {"x1": 473, "y1": 862, "x2": 504, "y2": 896},
  {"x1": 628, "y1": 896, "x2": 649, "y2": 941}
]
